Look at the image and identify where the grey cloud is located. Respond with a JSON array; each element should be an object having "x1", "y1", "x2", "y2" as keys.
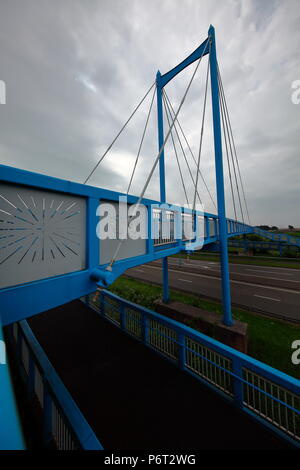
[{"x1": 0, "y1": 0, "x2": 299, "y2": 227}]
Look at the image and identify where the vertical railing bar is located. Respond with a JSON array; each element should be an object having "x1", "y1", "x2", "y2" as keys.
[
  {"x1": 292, "y1": 395, "x2": 296, "y2": 436},
  {"x1": 284, "y1": 390, "x2": 289, "y2": 433},
  {"x1": 258, "y1": 376, "x2": 262, "y2": 415},
  {"x1": 271, "y1": 382, "x2": 275, "y2": 423}
]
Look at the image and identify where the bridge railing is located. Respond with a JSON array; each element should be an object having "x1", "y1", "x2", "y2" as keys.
[
  {"x1": 83, "y1": 290, "x2": 300, "y2": 447},
  {"x1": 253, "y1": 227, "x2": 300, "y2": 247},
  {"x1": 7, "y1": 320, "x2": 103, "y2": 450},
  {"x1": 152, "y1": 209, "x2": 218, "y2": 247},
  {"x1": 226, "y1": 218, "x2": 253, "y2": 237},
  {"x1": 0, "y1": 323, "x2": 24, "y2": 450}
]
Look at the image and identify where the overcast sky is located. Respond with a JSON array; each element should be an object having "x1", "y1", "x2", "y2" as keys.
[{"x1": 0, "y1": 0, "x2": 299, "y2": 227}]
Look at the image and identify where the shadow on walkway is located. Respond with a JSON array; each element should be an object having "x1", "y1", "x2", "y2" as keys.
[{"x1": 28, "y1": 300, "x2": 291, "y2": 450}]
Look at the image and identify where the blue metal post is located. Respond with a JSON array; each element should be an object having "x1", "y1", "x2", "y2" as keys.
[
  {"x1": 243, "y1": 234, "x2": 248, "y2": 254},
  {"x1": 208, "y1": 25, "x2": 233, "y2": 326},
  {"x1": 142, "y1": 314, "x2": 148, "y2": 345},
  {"x1": 156, "y1": 71, "x2": 169, "y2": 303},
  {"x1": 178, "y1": 332, "x2": 186, "y2": 370}
]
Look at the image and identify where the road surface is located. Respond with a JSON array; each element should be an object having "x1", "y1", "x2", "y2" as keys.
[{"x1": 126, "y1": 258, "x2": 300, "y2": 322}]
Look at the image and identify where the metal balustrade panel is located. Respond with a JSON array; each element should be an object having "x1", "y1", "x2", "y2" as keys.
[
  {"x1": 148, "y1": 319, "x2": 178, "y2": 360},
  {"x1": 182, "y1": 213, "x2": 193, "y2": 242},
  {"x1": 34, "y1": 365, "x2": 44, "y2": 408},
  {"x1": 0, "y1": 182, "x2": 86, "y2": 288},
  {"x1": 209, "y1": 218, "x2": 215, "y2": 237},
  {"x1": 185, "y1": 337, "x2": 233, "y2": 395},
  {"x1": 124, "y1": 308, "x2": 142, "y2": 339},
  {"x1": 52, "y1": 401, "x2": 78, "y2": 450},
  {"x1": 153, "y1": 209, "x2": 176, "y2": 246},
  {"x1": 103, "y1": 296, "x2": 121, "y2": 325},
  {"x1": 243, "y1": 369, "x2": 300, "y2": 441}
]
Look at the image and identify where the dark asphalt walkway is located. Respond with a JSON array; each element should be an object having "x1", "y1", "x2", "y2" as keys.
[{"x1": 28, "y1": 300, "x2": 291, "y2": 450}]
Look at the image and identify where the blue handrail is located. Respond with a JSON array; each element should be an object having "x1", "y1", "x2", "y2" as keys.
[
  {"x1": 9, "y1": 320, "x2": 103, "y2": 450},
  {"x1": 84, "y1": 290, "x2": 300, "y2": 447}
]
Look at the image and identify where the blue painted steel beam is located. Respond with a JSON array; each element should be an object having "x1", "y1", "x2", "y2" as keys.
[
  {"x1": 160, "y1": 38, "x2": 210, "y2": 88},
  {"x1": 0, "y1": 162, "x2": 254, "y2": 324},
  {"x1": 0, "y1": 271, "x2": 96, "y2": 326},
  {"x1": 208, "y1": 25, "x2": 233, "y2": 327},
  {"x1": 156, "y1": 71, "x2": 169, "y2": 303}
]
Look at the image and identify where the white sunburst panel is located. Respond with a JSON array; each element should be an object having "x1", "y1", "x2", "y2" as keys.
[{"x1": 0, "y1": 183, "x2": 86, "y2": 289}]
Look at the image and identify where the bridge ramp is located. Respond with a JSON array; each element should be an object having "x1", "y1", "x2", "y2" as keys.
[{"x1": 27, "y1": 300, "x2": 291, "y2": 449}]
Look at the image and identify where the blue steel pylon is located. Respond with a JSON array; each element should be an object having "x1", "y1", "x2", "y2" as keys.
[
  {"x1": 155, "y1": 25, "x2": 233, "y2": 324},
  {"x1": 208, "y1": 25, "x2": 233, "y2": 326},
  {"x1": 156, "y1": 70, "x2": 170, "y2": 303}
]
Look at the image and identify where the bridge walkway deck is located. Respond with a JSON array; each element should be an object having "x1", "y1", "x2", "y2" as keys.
[{"x1": 27, "y1": 300, "x2": 291, "y2": 449}]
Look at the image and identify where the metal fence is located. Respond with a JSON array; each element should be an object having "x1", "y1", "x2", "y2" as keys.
[
  {"x1": 84, "y1": 290, "x2": 300, "y2": 447},
  {"x1": 153, "y1": 209, "x2": 176, "y2": 246},
  {"x1": 253, "y1": 227, "x2": 300, "y2": 247},
  {"x1": 8, "y1": 321, "x2": 103, "y2": 450}
]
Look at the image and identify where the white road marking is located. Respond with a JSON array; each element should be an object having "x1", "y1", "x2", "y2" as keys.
[
  {"x1": 254, "y1": 294, "x2": 281, "y2": 302},
  {"x1": 178, "y1": 278, "x2": 193, "y2": 283},
  {"x1": 151, "y1": 261, "x2": 300, "y2": 283},
  {"x1": 246, "y1": 269, "x2": 294, "y2": 276},
  {"x1": 134, "y1": 269, "x2": 144, "y2": 273},
  {"x1": 142, "y1": 265, "x2": 300, "y2": 295}
]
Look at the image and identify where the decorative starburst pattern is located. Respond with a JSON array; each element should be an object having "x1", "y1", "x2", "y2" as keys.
[{"x1": 0, "y1": 184, "x2": 86, "y2": 288}]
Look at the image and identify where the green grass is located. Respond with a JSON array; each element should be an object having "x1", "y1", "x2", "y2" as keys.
[
  {"x1": 276, "y1": 231, "x2": 300, "y2": 238},
  {"x1": 173, "y1": 252, "x2": 300, "y2": 269},
  {"x1": 109, "y1": 277, "x2": 300, "y2": 380}
]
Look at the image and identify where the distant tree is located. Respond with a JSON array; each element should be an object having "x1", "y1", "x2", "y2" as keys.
[
  {"x1": 271, "y1": 226, "x2": 278, "y2": 231},
  {"x1": 257, "y1": 225, "x2": 271, "y2": 231},
  {"x1": 288, "y1": 225, "x2": 295, "y2": 230}
]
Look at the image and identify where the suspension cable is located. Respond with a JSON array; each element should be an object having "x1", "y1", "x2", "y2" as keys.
[
  {"x1": 163, "y1": 90, "x2": 217, "y2": 211},
  {"x1": 218, "y1": 70, "x2": 244, "y2": 223},
  {"x1": 217, "y1": 64, "x2": 251, "y2": 224},
  {"x1": 163, "y1": 92, "x2": 203, "y2": 206},
  {"x1": 162, "y1": 93, "x2": 190, "y2": 206},
  {"x1": 192, "y1": 55, "x2": 210, "y2": 213},
  {"x1": 219, "y1": 76, "x2": 237, "y2": 220},
  {"x1": 127, "y1": 87, "x2": 156, "y2": 194},
  {"x1": 83, "y1": 81, "x2": 156, "y2": 185},
  {"x1": 107, "y1": 38, "x2": 210, "y2": 269}
]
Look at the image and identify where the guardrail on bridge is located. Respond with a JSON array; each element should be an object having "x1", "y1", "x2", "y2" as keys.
[
  {"x1": 83, "y1": 290, "x2": 300, "y2": 448},
  {"x1": 7, "y1": 321, "x2": 103, "y2": 450}
]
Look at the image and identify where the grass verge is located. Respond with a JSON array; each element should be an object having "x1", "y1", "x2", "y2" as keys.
[{"x1": 109, "y1": 276, "x2": 300, "y2": 380}]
